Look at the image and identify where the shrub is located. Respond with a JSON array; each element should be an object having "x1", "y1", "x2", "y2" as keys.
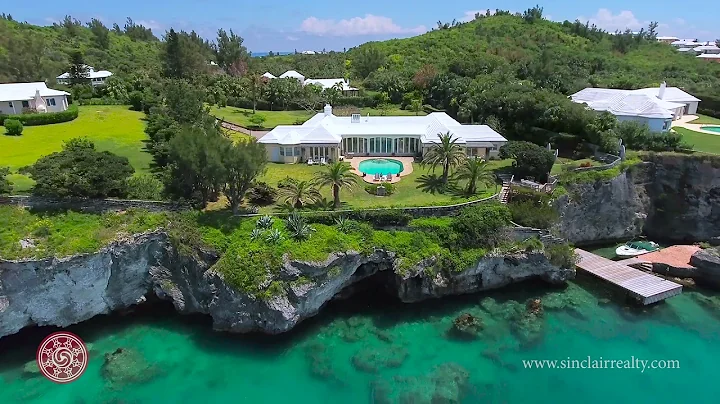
[
  {"x1": 365, "y1": 182, "x2": 396, "y2": 196},
  {"x1": 248, "y1": 114, "x2": 267, "y2": 128},
  {"x1": 128, "y1": 91, "x2": 144, "y2": 111},
  {"x1": 285, "y1": 212, "x2": 315, "y2": 241},
  {"x1": 508, "y1": 200, "x2": 559, "y2": 229},
  {"x1": 452, "y1": 203, "x2": 512, "y2": 248},
  {"x1": 0, "y1": 104, "x2": 79, "y2": 126},
  {"x1": 256, "y1": 215, "x2": 274, "y2": 229},
  {"x1": 277, "y1": 176, "x2": 298, "y2": 189},
  {"x1": 579, "y1": 161, "x2": 592, "y2": 168},
  {"x1": 247, "y1": 182, "x2": 277, "y2": 206},
  {"x1": 4, "y1": 119, "x2": 23, "y2": 136},
  {"x1": 545, "y1": 243, "x2": 579, "y2": 269},
  {"x1": 126, "y1": 174, "x2": 164, "y2": 200},
  {"x1": 0, "y1": 167, "x2": 12, "y2": 195},
  {"x1": 353, "y1": 210, "x2": 412, "y2": 226}
]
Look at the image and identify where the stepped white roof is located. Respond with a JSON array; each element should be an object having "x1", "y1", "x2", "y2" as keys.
[
  {"x1": 693, "y1": 45, "x2": 720, "y2": 52},
  {"x1": 279, "y1": 70, "x2": 305, "y2": 79},
  {"x1": 57, "y1": 66, "x2": 112, "y2": 80},
  {"x1": 303, "y1": 78, "x2": 358, "y2": 91},
  {"x1": 697, "y1": 54, "x2": 720, "y2": 59},
  {"x1": 259, "y1": 107, "x2": 507, "y2": 146},
  {"x1": 0, "y1": 82, "x2": 69, "y2": 102},
  {"x1": 262, "y1": 72, "x2": 276, "y2": 79},
  {"x1": 570, "y1": 87, "x2": 691, "y2": 119}
]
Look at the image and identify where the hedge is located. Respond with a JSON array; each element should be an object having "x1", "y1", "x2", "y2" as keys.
[{"x1": 0, "y1": 104, "x2": 79, "y2": 126}]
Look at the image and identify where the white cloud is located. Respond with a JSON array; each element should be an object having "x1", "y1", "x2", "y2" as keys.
[
  {"x1": 286, "y1": 35, "x2": 299, "y2": 41},
  {"x1": 300, "y1": 14, "x2": 426, "y2": 37},
  {"x1": 577, "y1": 9, "x2": 648, "y2": 32},
  {"x1": 137, "y1": 20, "x2": 163, "y2": 31}
]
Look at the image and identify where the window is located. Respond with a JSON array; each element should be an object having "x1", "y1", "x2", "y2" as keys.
[
  {"x1": 47, "y1": 98, "x2": 56, "y2": 106},
  {"x1": 22, "y1": 101, "x2": 29, "y2": 108},
  {"x1": 279, "y1": 147, "x2": 285, "y2": 156},
  {"x1": 351, "y1": 113, "x2": 361, "y2": 123},
  {"x1": 7, "y1": 102, "x2": 12, "y2": 109}
]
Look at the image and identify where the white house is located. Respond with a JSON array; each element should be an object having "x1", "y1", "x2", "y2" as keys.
[
  {"x1": 303, "y1": 78, "x2": 359, "y2": 96},
  {"x1": 0, "y1": 82, "x2": 70, "y2": 115},
  {"x1": 278, "y1": 70, "x2": 305, "y2": 83},
  {"x1": 671, "y1": 39, "x2": 700, "y2": 48},
  {"x1": 693, "y1": 45, "x2": 720, "y2": 54},
  {"x1": 258, "y1": 104, "x2": 507, "y2": 164},
  {"x1": 697, "y1": 54, "x2": 720, "y2": 63},
  {"x1": 570, "y1": 83, "x2": 700, "y2": 132},
  {"x1": 56, "y1": 66, "x2": 113, "y2": 86},
  {"x1": 261, "y1": 72, "x2": 276, "y2": 79}
]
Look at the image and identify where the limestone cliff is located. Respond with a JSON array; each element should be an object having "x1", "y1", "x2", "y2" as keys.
[
  {"x1": 555, "y1": 154, "x2": 720, "y2": 244},
  {"x1": 0, "y1": 233, "x2": 574, "y2": 338}
]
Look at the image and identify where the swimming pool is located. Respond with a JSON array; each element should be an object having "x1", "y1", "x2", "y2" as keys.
[
  {"x1": 701, "y1": 126, "x2": 720, "y2": 134},
  {"x1": 358, "y1": 158, "x2": 404, "y2": 176}
]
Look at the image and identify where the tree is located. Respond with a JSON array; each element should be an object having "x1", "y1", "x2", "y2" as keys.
[
  {"x1": 410, "y1": 98, "x2": 423, "y2": 116},
  {"x1": 20, "y1": 138, "x2": 134, "y2": 198},
  {"x1": 216, "y1": 29, "x2": 248, "y2": 74},
  {"x1": 0, "y1": 167, "x2": 12, "y2": 195},
  {"x1": 246, "y1": 74, "x2": 265, "y2": 113},
  {"x1": 313, "y1": 162, "x2": 359, "y2": 209},
  {"x1": 4, "y1": 119, "x2": 23, "y2": 136},
  {"x1": 162, "y1": 29, "x2": 183, "y2": 78},
  {"x1": 500, "y1": 141, "x2": 555, "y2": 182},
  {"x1": 68, "y1": 50, "x2": 89, "y2": 85},
  {"x1": 124, "y1": 18, "x2": 157, "y2": 41},
  {"x1": 87, "y1": 18, "x2": 110, "y2": 49},
  {"x1": 353, "y1": 45, "x2": 386, "y2": 78},
  {"x1": 413, "y1": 64, "x2": 438, "y2": 94},
  {"x1": 222, "y1": 139, "x2": 268, "y2": 214},
  {"x1": 164, "y1": 118, "x2": 228, "y2": 208},
  {"x1": 278, "y1": 180, "x2": 321, "y2": 209},
  {"x1": 248, "y1": 114, "x2": 266, "y2": 128},
  {"x1": 455, "y1": 158, "x2": 495, "y2": 195},
  {"x1": 422, "y1": 132, "x2": 466, "y2": 185},
  {"x1": 126, "y1": 174, "x2": 164, "y2": 200}
]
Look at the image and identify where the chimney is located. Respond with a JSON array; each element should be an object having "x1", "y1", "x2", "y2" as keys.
[
  {"x1": 658, "y1": 81, "x2": 667, "y2": 99},
  {"x1": 324, "y1": 104, "x2": 332, "y2": 116}
]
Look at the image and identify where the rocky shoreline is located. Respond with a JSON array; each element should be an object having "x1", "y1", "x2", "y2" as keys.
[{"x1": 0, "y1": 232, "x2": 574, "y2": 339}]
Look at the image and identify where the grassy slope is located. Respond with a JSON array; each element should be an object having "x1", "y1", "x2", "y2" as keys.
[
  {"x1": 1, "y1": 105, "x2": 151, "y2": 192},
  {"x1": 689, "y1": 114, "x2": 720, "y2": 125},
  {"x1": 674, "y1": 127, "x2": 720, "y2": 155}
]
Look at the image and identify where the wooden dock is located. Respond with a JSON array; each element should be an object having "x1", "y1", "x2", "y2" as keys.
[{"x1": 575, "y1": 249, "x2": 682, "y2": 305}]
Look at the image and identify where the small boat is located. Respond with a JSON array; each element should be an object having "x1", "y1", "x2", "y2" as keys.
[{"x1": 615, "y1": 241, "x2": 660, "y2": 257}]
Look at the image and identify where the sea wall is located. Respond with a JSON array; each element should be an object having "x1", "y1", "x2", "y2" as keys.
[
  {"x1": 555, "y1": 154, "x2": 720, "y2": 244},
  {"x1": 0, "y1": 232, "x2": 574, "y2": 338}
]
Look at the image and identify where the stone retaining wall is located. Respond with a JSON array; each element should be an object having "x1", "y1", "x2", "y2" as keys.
[{"x1": 0, "y1": 196, "x2": 189, "y2": 213}]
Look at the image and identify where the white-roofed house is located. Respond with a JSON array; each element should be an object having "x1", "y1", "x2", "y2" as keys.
[
  {"x1": 570, "y1": 82, "x2": 700, "y2": 132},
  {"x1": 656, "y1": 36, "x2": 679, "y2": 44},
  {"x1": 303, "y1": 78, "x2": 360, "y2": 96},
  {"x1": 261, "y1": 72, "x2": 276, "y2": 80},
  {"x1": 697, "y1": 54, "x2": 720, "y2": 63},
  {"x1": 258, "y1": 104, "x2": 507, "y2": 163},
  {"x1": 279, "y1": 70, "x2": 306, "y2": 83},
  {"x1": 0, "y1": 82, "x2": 70, "y2": 115},
  {"x1": 693, "y1": 45, "x2": 720, "y2": 54},
  {"x1": 56, "y1": 66, "x2": 113, "y2": 86}
]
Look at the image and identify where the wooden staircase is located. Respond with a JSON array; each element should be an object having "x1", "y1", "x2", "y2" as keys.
[{"x1": 497, "y1": 174, "x2": 513, "y2": 204}]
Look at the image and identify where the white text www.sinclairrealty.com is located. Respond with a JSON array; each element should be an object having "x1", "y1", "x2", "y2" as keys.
[{"x1": 522, "y1": 357, "x2": 680, "y2": 373}]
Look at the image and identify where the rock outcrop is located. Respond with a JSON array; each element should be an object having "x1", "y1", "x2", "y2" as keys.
[
  {"x1": 555, "y1": 155, "x2": 720, "y2": 244},
  {"x1": 0, "y1": 233, "x2": 575, "y2": 339},
  {"x1": 690, "y1": 248, "x2": 720, "y2": 288}
]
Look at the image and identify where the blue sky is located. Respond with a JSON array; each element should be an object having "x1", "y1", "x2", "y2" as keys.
[{"x1": 3, "y1": 1, "x2": 717, "y2": 52}]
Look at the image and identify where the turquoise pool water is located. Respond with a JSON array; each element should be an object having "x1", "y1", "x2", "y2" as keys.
[
  {"x1": 1, "y1": 279, "x2": 720, "y2": 403},
  {"x1": 358, "y1": 159, "x2": 404, "y2": 176},
  {"x1": 701, "y1": 126, "x2": 720, "y2": 133}
]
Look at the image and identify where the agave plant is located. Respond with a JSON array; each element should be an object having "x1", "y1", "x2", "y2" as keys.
[
  {"x1": 285, "y1": 212, "x2": 315, "y2": 241},
  {"x1": 334, "y1": 216, "x2": 352, "y2": 233},
  {"x1": 250, "y1": 228, "x2": 264, "y2": 241},
  {"x1": 256, "y1": 215, "x2": 273, "y2": 229},
  {"x1": 265, "y1": 228, "x2": 284, "y2": 244}
]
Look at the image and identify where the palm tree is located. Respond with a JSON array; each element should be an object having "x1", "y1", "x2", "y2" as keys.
[
  {"x1": 313, "y1": 161, "x2": 358, "y2": 209},
  {"x1": 455, "y1": 158, "x2": 495, "y2": 195},
  {"x1": 277, "y1": 180, "x2": 321, "y2": 209},
  {"x1": 422, "y1": 132, "x2": 466, "y2": 185}
]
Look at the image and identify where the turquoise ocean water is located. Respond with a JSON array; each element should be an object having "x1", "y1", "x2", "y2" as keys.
[{"x1": 1, "y1": 276, "x2": 719, "y2": 403}]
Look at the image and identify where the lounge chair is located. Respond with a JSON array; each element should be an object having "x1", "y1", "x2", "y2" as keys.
[
  {"x1": 307, "y1": 158, "x2": 315, "y2": 165},
  {"x1": 374, "y1": 173, "x2": 381, "y2": 182},
  {"x1": 386, "y1": 173, "x2": 392, "y2": 181},
  {"x1": 320, "y1": 157, "x2": 327, "y2": 165}
]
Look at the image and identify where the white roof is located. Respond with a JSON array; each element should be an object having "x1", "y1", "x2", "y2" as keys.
[
  {"x1": 570, "y1": 87, "x2": 691, "y2": 119},
  {"x1": 279, "y1": 70, "x2": 305, "y2": 79},
  {"x1": 693, "y1": 45, "x2": 720, "y2": 52},
  {"x1": 697, "y1": 54, "x2": 720, "y2": 59},
  {"x1": 677, "y1": 48, "x2": 696, "y2": 52},
  {"x1": 671, "y1": 40, "x2": 699, "y2": 47},
  {"x1": 303, "y1": 78, "x2": 358, "y2": 91},
  {"x1": 57, "y1": 66, "x2": 113, "y2": 80},
  {"x1": 0, "y1": 82, "x2": 69, "y2": 102},
  {"x1": 657, "y1": 36, "x2": 679, "y2": 40},
  {"x1": 258, "y1": 108, "x2": 507, "y2": 146},
  {"x1": 262, "y1": 72, "x2": 276, "y2": 79},
  {"x1": 633, "y1": 86, "x2": 701, "y2": 102}
]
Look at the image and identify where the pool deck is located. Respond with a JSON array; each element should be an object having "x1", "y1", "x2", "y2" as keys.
[
  {"x1": 346, "y1": 156, "x2": 415, "y2": 184},
  {"x1": 672, "y1": 115, "x2": 720, "y2": 135}
]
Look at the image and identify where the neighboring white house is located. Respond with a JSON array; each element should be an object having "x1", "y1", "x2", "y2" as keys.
[
  {"x1": 258, "y1": 104, "x2": 507, "y2": 164},
  {"x1": 261, "y1": 72, "x2": 276, "y2": 79},
  {"x1": 671, "y1": 39, "x2": 700, "y2": 48},
  {"x1": 278, "y1": 70, "x2": 305, "y2": 83},
  {"x1": 56, "y1": 66, "x2": 113, "y2": 86},
  {"x1": 0, "y1": 82, "x2": 70, "y2": 115},
  {"x1": 693, "y1": 45, "x2": 720, "y2": 54},
  {"x1": 303, "y1": 78, "x2": 359, "y2": 96},
  {"x1": 570, "y1": 83, "x2": 700, "y2": 132},
  {"x1": 657, "y1": 36, "x2": 679, "y2": 44},
  {"x1": 697, "y1": 54, "x2": 720, "y2": 63}
]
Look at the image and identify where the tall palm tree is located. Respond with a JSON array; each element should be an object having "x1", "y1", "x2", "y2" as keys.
[
  {"x1": 455, "y1": 158, "x2": 495, "y2": 195},
  {"x1": 313, "y1": 161, "x2": 358, "y2": 209},
  {"x1": 278, "y1": 180, "x2": 321, "y2": 209},
  {"x1": 422, "y1": 132, "x2": 466, "y2": 185}
]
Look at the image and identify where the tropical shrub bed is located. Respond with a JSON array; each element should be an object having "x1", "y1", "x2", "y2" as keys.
[
  {"x1": 0, "y1": 104, "x2": 79, "y2": 126},
  {"x1": 365, "y1": 182, "x2": 396, "y2": 196}
]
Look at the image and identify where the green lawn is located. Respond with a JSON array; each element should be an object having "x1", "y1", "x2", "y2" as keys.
[
  {"x1": 1, "y1": 105, "x2": 151, "y2": 192},
  {"x1": 689, "y1": 114, "x2": 720, "y2": 125},
  {"x1": 674, "y1": 127, "x2": 720, "y2": 155},
  {"x1": 210, "y1": 105, "x2": 426, "y2": 129},
  {"x1": 551, "y1": 158, "x2": 601, "y2": 174},
  {"x1": 241, "y1": 159, "x2": 513, "y2": 212},
  {"x1": 210, "y1": 106, "x2": 313, "y2": 129}
]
